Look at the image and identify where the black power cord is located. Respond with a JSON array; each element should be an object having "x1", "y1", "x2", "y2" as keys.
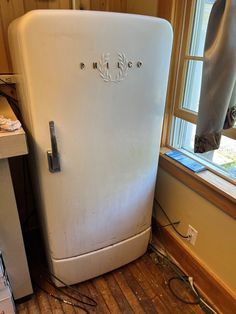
[
  {"x1": 44, "y1": 268, "x2": 97, "y2": 307},
  {"x1": 149, "y1": 241, "x2": 218, "y2": 313},
  {"x1": 168, "y1": 276, "x2": 200, "y2": 305},
  {"x1": 154, "y1": 198, "x2": 189, "y2": 239},
  {"x1": 34, "y1": 281, "x2": 90, "y2": 313},
  {"x1": 32, "y1": 268, "x2": 97, "y2": 313}
]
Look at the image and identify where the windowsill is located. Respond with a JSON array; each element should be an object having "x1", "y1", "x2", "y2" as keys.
[{"x1": 159, "y1": 147, "x2": 236, "y2": 219}]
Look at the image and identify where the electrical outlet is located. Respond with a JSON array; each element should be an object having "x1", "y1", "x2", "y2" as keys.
[
  {"x1": 0, "y1": 75, "x2": 17, "y2": 85},
  {"x1": 187, "y1": 225, "x2": 198, "y2": 245}
]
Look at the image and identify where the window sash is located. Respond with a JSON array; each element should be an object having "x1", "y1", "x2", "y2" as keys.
[
  {"x1": 170, "y1": 117, "x2": 236, "y2": 183},
  {"x1": 174, "y1": 108, "x2": 236, "y2": 141},
  {"x1": 171, "y1": 0, "x2": 236, "y2": 141},
  {"x1": 164, "y1": 0, "x2": 236, "y2": 184},
  {"x1": 173, "y1": 54, "x2": 236, "y2": 141}
]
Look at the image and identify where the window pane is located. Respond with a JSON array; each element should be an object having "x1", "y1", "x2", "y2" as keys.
[
  {"x1": 170, "y1": 0, "x2": 236, "y2": 182},
  {"x1": 171, "y1": 118, "x2": 236, "y2": 181},
  {"x1": 182, "y1": 0, "x2": 215, "y2": 112},
  {"x1": 182, "y1": 60, "x2": 203, "y2": 112},
  {"x1": 189, "y1": 0, "x2": 215, "y2": 56}
]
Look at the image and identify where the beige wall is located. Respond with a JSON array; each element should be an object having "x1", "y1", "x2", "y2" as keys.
[{"x1": 154, "y1": 167, "x2": 236, "y2": 293}]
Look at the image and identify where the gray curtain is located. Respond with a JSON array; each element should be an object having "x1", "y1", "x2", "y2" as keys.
[{"x1": 194, "y1": 0, "x2": 236, "y2": 153}]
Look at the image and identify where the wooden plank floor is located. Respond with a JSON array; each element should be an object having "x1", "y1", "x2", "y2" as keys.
[{"x1": 16, "y1": 251, "x2": 207, "y2": 314}]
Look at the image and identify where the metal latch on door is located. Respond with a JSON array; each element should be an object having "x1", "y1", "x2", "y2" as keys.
[{"x1": 47, "y1": 121, "x2": 61, "y2": 173}]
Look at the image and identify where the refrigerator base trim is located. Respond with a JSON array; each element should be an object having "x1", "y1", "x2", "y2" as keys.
[{"x1": 50, "y1": 227, "x2": 151, "y2": 286}]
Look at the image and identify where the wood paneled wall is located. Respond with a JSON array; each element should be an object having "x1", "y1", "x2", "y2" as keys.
[
  {"x1": 0, "y1": 0, "x2": 160, "y2": 73},
  {"x1": 0, "y1": 0, "x2": 71, "y2": 73},
  {"x1": 90, "y1": 0, "x2": 127, "y2": 12}
]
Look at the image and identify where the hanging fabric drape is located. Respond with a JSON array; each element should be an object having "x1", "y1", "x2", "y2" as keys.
[{"x1": 194, "y1": 0, "x2": 236, "y2": 153}]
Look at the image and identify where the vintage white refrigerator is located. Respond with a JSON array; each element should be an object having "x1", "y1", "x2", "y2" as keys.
[{"x1": 9, "y1": 10, "x2": 172, "y2": 285}]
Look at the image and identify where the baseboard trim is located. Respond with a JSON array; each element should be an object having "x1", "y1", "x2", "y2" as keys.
[{"x1": 152, "y1": 219, "x2": 236, "y2": 314}]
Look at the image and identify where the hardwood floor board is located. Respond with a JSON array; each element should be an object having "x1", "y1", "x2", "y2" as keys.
[
  {"x1": 128, "y1": 260, "x2": 170, "y2": 313},
  {"x1": 141, "y1": 257, "x2": 188, "y2": 313},
  {"x1": 57, "y1": 289, "x2": 78, "y2": 314},
  {"x1": 85, "y1": 281, "x2": 110, "y2": 314},
  {"x1": 35, "y1": 273, "x2": 79, "y2": 313},
  {"x1": 113, "y1": 269, "x2": 145, "y2": 314},
  {"x1": 128, "y1": 261, "x2": 156, "y2": 299},
  {"x1": 104, "y1": 272, "x2": 134, "y2": 314},
  {"x1": 16, "y1": 301, "x2": 29, "y2": 314},
  {"x1": 65, "y1": 282, "x2": 95, "y2": 313},
  {"x1": 35, "y1": 288, "x2": 53, "y2": 313},
  {"x1": 17, "y1": 308, "x2": 29, "y2": 314},
  {"x1": 144, "y1": 255, "x2": 188, "y2": 307},
  {"x1": 121, "y1": 266, "x2": 158, "y2": 314},
  {"x1": 44, "y1": 283, "x2": 65, "y2": 314},
  {"x1": 135, "y1": 256, "x2": 176, "y2": 313},
  {"x1": 143, "y1": 254, "x2": 204, "y2": 314},
  {"x1": 16, "y1": 251, "x2": 210, "y2": 313},
  {"x1": 48, "y1": 278, "x2": 92, "y2": 314},
  {"x1": 26, "y1": 294, "x2": 41, "y2": 313},
  {"x1": 93, "y1": 276, "x2": 122, "y2": 313},
  {"x1": 60, "y1": 303, "x2": 77, "y2": 313}
]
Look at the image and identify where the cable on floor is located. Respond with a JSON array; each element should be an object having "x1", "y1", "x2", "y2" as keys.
[
  {"x1": 149, "y1": 242, "x2": 193, "y2": 292},
  {"x1": 168, "y1": 276, "x2": 200, "y2": 304},
  {"x1": 149, "y1": 243, "x2": 218, "y2": 314},
  {"x1": 43, "y1": 268, "x2": 97, "y2": 307},
  {"x1": 33, "y1": 281, "x2": 90, "y2": 313},
  {"x1": 152, "y1": 199, "x2": 218, "y2": 312},
  {"x1": 32, "y1": 267, "x2": 97, "y2": 313}
]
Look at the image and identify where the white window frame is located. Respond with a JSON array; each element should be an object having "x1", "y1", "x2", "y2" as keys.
[
  {"x1": 173, "y1": 0, "x2": 236, "y2": 139},
  {"x1": 167, "y1": 0, "x2": 236, "y2": 182}
]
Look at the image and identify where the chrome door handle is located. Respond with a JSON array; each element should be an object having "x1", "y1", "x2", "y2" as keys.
[{"x1": 47, "y1": 121, "x2": 61, "y2": 173}]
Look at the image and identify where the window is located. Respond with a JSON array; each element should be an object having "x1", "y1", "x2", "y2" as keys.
[{"x1": 169, "y1": 0, "x2": 236, "y2": 182}]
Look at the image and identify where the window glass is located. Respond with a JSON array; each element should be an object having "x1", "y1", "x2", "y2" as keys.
[
  {"x1": 181, "y1": 0, "x2": 215, "y2": 112},
  {"x1": 171, "y1": 118, "x2": 236, "y2": 181},
  {"x1": 170, "y1": 0, "x2": 236, "y2": 182},
  {"x1": 182, "y1": 60, "x2": 203, "y2": 112},
  {"x1": 189, "y1": 0, "x2": 215, "y2": 56}
]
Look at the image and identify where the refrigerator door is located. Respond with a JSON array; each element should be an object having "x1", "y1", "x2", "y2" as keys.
[{"x1": 9, "y1": 10, "x2": 172, "y2": 266}]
